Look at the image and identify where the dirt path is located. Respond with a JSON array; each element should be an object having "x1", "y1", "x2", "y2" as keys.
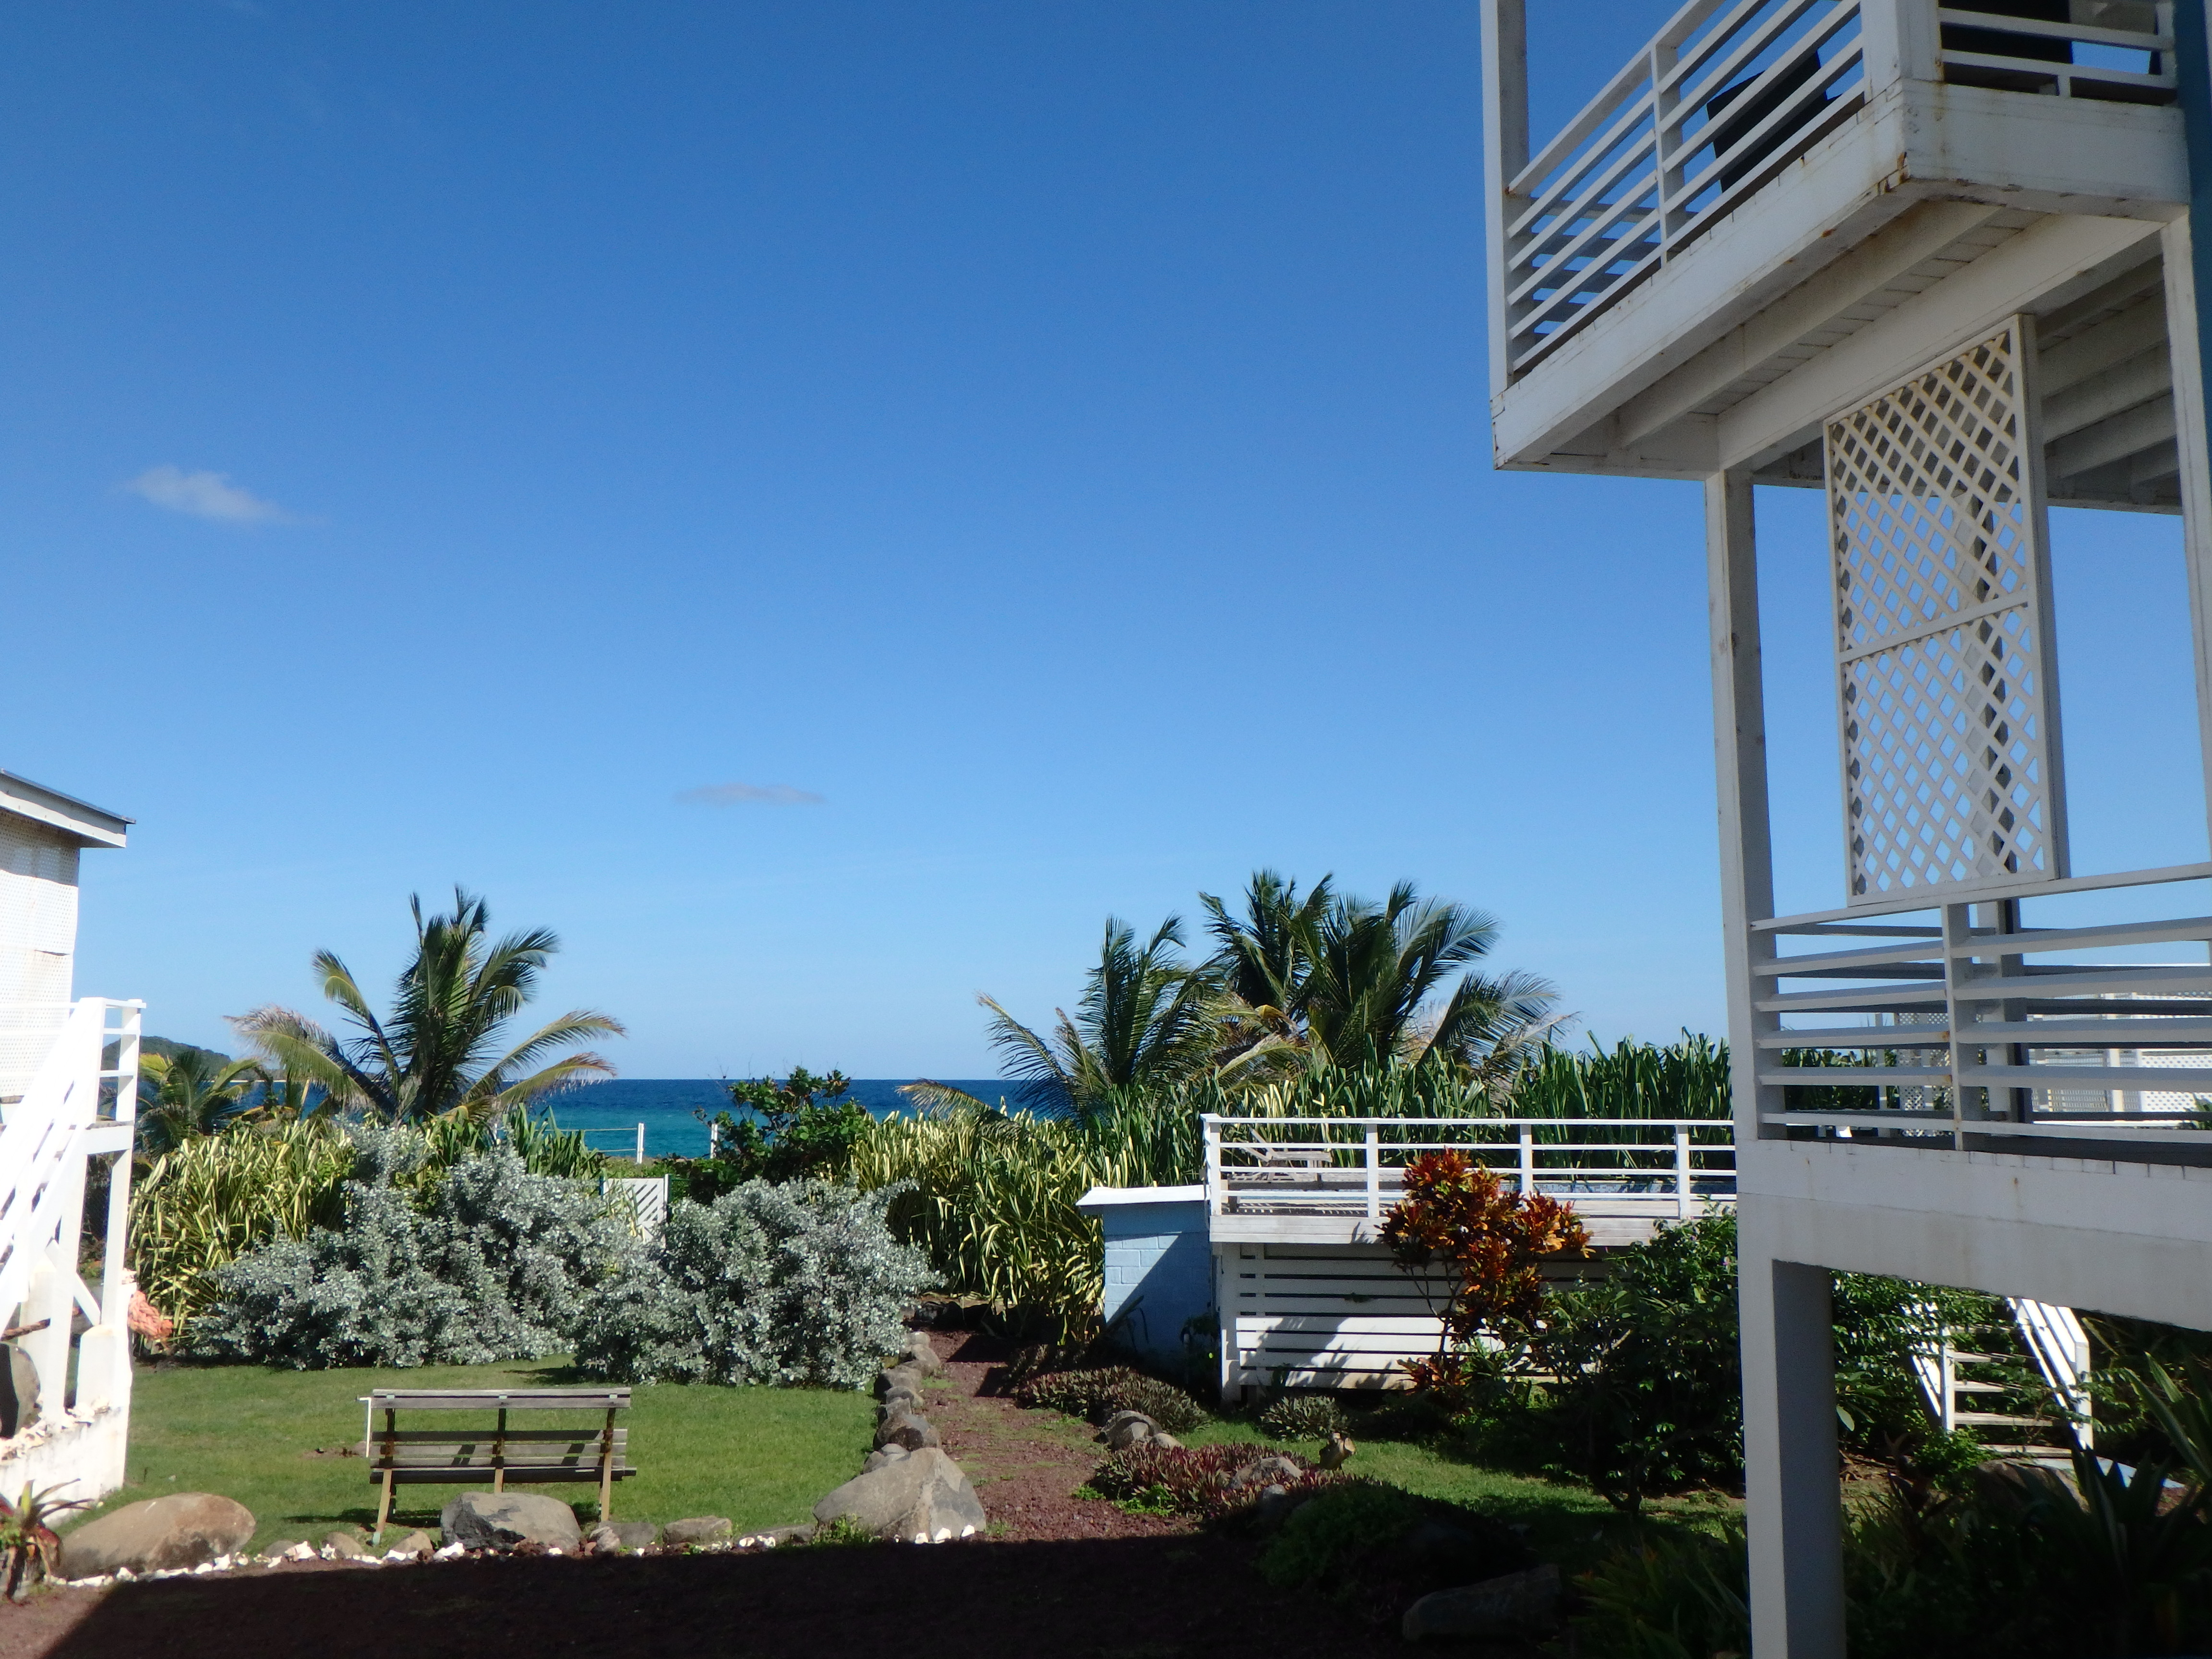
[{"x1": 0, "y1": 1333, "x2": 1452, "y2": 1659}]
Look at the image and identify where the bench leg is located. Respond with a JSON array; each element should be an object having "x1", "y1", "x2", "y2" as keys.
[
  {"x1": 598, "y1": 1407, "x2": 616, "y2": 1523},
  {"x1": 374, "y1": 1471, "x2": 394, "y2": 1543}
]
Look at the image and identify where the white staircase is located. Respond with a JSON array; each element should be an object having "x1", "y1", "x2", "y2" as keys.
[
  {"x1": 1914, "y1": 1298, "x2": 2093, "y2": 1460},
  {"x1": 0, "y1": 997, "x2": 143, "y2": 1503}
]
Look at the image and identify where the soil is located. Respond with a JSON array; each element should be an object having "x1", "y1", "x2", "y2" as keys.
[{"x1": 0, "y1": 1333, "x2": 1534, "y2": 1659}]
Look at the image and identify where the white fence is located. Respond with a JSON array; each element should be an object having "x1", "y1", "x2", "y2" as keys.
[
  {"x1": 1495, "y1": 0, "x2": 2176, "y2": 376},
  {"x1": 1202, "y1": 1114, "x2": 1737, "y2": 1223}
]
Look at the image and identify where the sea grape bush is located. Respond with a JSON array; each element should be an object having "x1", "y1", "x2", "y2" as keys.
[
  {"x1": 1011, "y1": 1367, "x2": 1205, "y2": 1433},
  {"x1": 1256, "y1": 1481, "x2": 1532, "y2": 1616},
  {"x1": 191, "y1": 1143, "x2": 641, "y2": 1368},
  {"x1": 573, "y1": 1179, "x2": 934, "y2": 1388}
]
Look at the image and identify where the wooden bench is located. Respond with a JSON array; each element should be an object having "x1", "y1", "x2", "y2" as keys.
[{"x1": 361, "y1": 1388, "x2": 635, "y2": 1538}]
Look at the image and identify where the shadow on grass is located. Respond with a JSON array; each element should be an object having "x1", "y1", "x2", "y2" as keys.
[{"x1": 31, "y1": 1534, "x2": 1489, "y2": 1659}]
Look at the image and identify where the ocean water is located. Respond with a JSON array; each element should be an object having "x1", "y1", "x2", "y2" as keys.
[{"x1": 543, "y1": 1078, "x2": 1019, "y2": 1160}]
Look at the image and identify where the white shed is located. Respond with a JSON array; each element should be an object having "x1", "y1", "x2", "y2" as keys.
[{"x1": 0, "y1": 773, "x2": 128, "y2": 1104}]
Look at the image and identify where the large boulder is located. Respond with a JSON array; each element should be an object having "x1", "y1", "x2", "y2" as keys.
[
  {"x1": 439, "y1": 1491, "x2": 582, "y2": 1553},
  {"x1": 874, "y1": 1411, "x2": 940, "y2": 1452},
  {"x1": 814, "y1": 1446, "x2": 985, "y2": 1542},
  {"x1": 1100, "y1": 1411, "x2": 1157, "y2": 1451},
  {"x1": 1402, "y1": 1563, "x2": 1563, "y2": 1642},
  {"x1": 59, "y1": 1493, "x2": 255, "y2": 1578}
]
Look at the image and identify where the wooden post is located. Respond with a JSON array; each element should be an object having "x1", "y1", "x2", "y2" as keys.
[
  {"x1": 493, "y1": 1407, "x2": 507, "y2": 1493},
  {"x1": 374, "y1": 1406, "x2": 397, "y2": 1540},
  {"x1": 598, "y1": 1407, "x2": 617, "y2": 1522}
]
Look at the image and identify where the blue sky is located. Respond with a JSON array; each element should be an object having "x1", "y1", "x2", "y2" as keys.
[{"x1": 6, "y1": 2, "x2": 2200, "y2": 1077}]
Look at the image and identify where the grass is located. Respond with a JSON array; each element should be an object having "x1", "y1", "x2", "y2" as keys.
[
  {"x1": 84, "y1": 1357, "x2": 875, "y2": 1551},
  {"x1": 1173, "y1": 1409, "x2": 1738, "y2": 1575}
]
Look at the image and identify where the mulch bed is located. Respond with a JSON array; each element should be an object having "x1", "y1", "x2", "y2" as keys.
[{"x1": 0, "y1": 1333, "x2": 1466, "y2": 1658}]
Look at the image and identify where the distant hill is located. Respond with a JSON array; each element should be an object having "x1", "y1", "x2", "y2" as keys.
[{"x1": 141, "y1": 1036, "x2": 233, "y2": 1068}]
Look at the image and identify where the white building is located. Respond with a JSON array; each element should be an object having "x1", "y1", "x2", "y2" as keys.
[
  {"x1": 1481, "y1": 3, "x2": 2212, "y2": 1652},
  {"x1": 0, "y1": 771, "x2": 140, "y2": 1505}
]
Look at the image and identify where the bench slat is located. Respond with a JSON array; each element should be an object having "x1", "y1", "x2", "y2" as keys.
[
  {"x1": 367, "y1": 1429, "x2": 629, "y2": 1447},
  {"x1": 363, "y1": 1389, "x2": 630, "y2": 1410},
  {"x1": 381, "y1": 1467, "x2": 637, "y2": 1486}
]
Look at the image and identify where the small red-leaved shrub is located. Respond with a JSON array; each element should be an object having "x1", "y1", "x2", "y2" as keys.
[{"x1": 1087, "y1": 1440, "x2": 1340, "y2": 1518}]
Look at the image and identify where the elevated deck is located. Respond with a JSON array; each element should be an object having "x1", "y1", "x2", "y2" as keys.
[{"x1": 1486, "y1": 0, "x2": 2187, "y2": 508}]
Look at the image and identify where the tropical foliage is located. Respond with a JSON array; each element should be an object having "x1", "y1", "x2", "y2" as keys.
[
  {"x1": 234, "y1": 888, "x2": 622, "y2": 1123},
  {"x1": 136, "y1": 1048, "x2": 268, "y2": 1151},
  {"x1": 188, "y1": 1134, "x2": 642, "y2": 1369},
  {"x1": 572, "y1": 1180, "x2": 933, "y2": 1388}
]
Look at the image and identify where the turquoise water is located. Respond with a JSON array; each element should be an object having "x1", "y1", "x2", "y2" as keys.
[{"x1": 543, "y1": 1078, "x2": 1017, "y2": 1159}]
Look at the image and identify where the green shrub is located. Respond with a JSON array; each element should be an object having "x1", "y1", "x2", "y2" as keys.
[
  {"x1": 572, "y1": 1179, "x2": 934, "y2": 1388},
  {"x1": 189, "y1": 1145, "x2": 641, "y2": 1368},
  {"x1": 1261, "y1": 1394, "x2": 1346, "y2": 1443},
  {"x1": 1087, "y1": 1441, "x2": 1326, "y2": 1518},
  {"x1": 1572, "y1": 1520, "x2": 1749, "y2": 1659},
  {"x1": 1011, "y1": 1367, "x2": 1204, "y2": 1432},
  {"x1": 1257, "y1": 1481, "x2": 1533, "y2": 1618}
]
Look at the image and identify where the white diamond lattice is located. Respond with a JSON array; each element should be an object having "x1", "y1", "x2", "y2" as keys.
[{"x1": 1825, "y1": 318, "x2": 2066, "y2": 902}]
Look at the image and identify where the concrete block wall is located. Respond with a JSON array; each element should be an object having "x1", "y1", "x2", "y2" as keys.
[{"x1": 1081, "y1": 1187, "x2": 1212, "y2": 1368}]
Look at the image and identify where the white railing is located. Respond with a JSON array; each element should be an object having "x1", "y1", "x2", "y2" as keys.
[
  {"x1": 0, "y1": 998, "x2": 141, "y2": 1435},
  {"x1": 1201, "y1": 1114, "x2": 1736, "y2": 1222},
  {"x1": 1491, "y1": 0, "x2": 2176, "y2": 378},
  {"x1": 1753, "y1": 860, "x2": 2212, "y2": 1158}
]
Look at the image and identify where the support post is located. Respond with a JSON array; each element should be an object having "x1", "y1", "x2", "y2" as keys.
[
  {"x1": 1705, "y1": 471, "x2": 1780, "y2": 1141},
  {"x1": 1674, "y1": 1127, "x2": 1693, "y2": 1219},
  {"x1": 1741, "y1": 1234, "x2": 1846, "y2": 1659},
  {"x1": 1481, "y1": 0, "x2": 1529, "y2": 398},
  {"x1": 2161, "y1": 210, "x2": 2212, "y2": 856},
  {"x1": 1364, "y1": 1124, "x2": 1381, "y2": 1220}
]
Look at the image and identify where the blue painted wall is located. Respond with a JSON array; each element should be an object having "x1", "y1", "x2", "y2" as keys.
[{"x1": 1098, "y1": 1197, "x2": 1212, "y2": 1366}]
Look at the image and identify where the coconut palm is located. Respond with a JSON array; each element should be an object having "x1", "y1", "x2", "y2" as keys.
[
  {"x1": 1200, "y1": 869, "x2": 1334, "y2": 1076},
  {"x1": 234, "y1": 889, "x2": 623, "y2": 1123},
  {"x1": 136, "y1": 1048, "x2": 265, "y2": 1151},
  {"x1": 979, "y1": 917, "x2": 1219, "y2": 1112},
  {"x1": 1301, "y1": 881, "x2": 1561, "y2": 1091}
]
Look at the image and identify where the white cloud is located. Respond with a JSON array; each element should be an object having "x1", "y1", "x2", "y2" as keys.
[
  {"x1": 125, "y1": 465, "x2": 294, "y2": 525},
  {"x1": 677, "y1": 782, "x2": 827, "y2": 807}
]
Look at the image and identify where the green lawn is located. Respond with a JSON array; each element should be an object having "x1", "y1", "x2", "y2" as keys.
[
  {"x1": 88, "y1": 1358, "x2": 875, "y2": 1551},
  {"x1": 1178, "y1": 1411, "x2": 1738, "y2": 1574}
]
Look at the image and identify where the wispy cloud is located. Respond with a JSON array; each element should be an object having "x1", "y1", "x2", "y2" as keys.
[
  {"x1": 125, "y1": 465, "x2": 295, "y2": 525},
  {"x1": 677, "y1": 782, "x2": 827, "y2": 807}
]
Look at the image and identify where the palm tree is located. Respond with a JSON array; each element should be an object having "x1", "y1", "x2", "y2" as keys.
[
  {"x1": 1301, "y1": 881, "x2": 1561, "y2": 1091},
  {"x1": 136, "y1": 1048, "x2": 265, "y2": 1150},
  {"x1": 1200, "y1": 869, "x2": 1333, "y2": 1076},
  {"x1": 979, "y1": 917, "x2": 1219, "y2": 1112},
  {"x1": 234, "y1": 889, "x2": 624, "y2": 1123}
]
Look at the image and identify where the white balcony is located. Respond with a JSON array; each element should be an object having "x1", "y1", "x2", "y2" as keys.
[{"x1": 1484, "y1": 0, "x2": 2187, "y2": 505}]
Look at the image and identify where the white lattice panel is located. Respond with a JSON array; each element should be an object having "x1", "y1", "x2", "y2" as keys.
[{"x1": 1825, "y1": 317, "x2": 2067, "y2": 903}]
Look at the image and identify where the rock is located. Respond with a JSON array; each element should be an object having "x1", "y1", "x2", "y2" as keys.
[
  {"x1": 389, "y1": 1529, "x2": 436, "y2": 1560},
  {"x1": 438, "y1": 1491, "x2": 582, "y2": 1554},
  {"x1": 1253, "y1": 1485, "x2": 1313, "y2": 1532},
  {"x1": 899, "y1": 1333, "x2": 946, "y2": 1377},
  {"x1": 1100, "y1": 1411, "x2": 1158, "y2": 1451},
  {"x1": 813, "y1": 1446, "x2": 986, "y2": 1542},
  {"x1": 878, "y1": 1387, "x2": 923, "y2": 1418},
  {"x1": 1401, "y1": 1563, "x2": 1563, "y2": 1642},
  {"x1": 59, "y1": 1493, "x2": 256, "y2": 1579},
  {"x1": 588, "y1": 1520, "x2": 661, "y2": 1552},
  {"x1": 324, "y1": 1531, "x2": 376, "y2": 1563},
  {"x1": 261, "y1": 1539, "x2": 304, "y2": 1562},
  {"x1": 1318, "y1": 1430, "x2": 1356, "y2": 1470},
  {"x1": 662, "y1": 1516, "x2": 733, "y2": 1547},
  {"x1": 862, "y1": 1444, "x2": 910, "y2": 1474},
  {"x1": 876, "y1": 1362, "x2": 929, "y2": 1401},
  {"x1": 874, "y1": 1411, "x2": 940, "y2": 1452},
  {"x1": 278, "y1": 1540, "x2": 317, "y2": 1563},
  {"x1": 1227, "y1": 1455, "x2": 1306, "y2": 1492},
  {"x1": 1149, "y1": 1432, "x2": 1182, "y2": 1452},
  {"x1": 0, "y1": 1343, "x2": 38, "y2": 1437}
]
